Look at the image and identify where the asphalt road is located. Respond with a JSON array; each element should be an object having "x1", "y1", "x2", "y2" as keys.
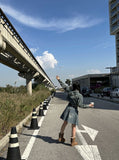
[{"x1": 0, "y1": 91, "x2": 119, "y2": 160}]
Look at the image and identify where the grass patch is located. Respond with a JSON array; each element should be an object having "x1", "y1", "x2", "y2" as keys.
[{"x1": 0, "y1": 84, "x2": 51, "y2": 139}]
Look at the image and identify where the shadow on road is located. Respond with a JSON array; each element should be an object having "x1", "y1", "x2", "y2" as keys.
[
  {"x1": 23, "y1": 124, "x2": 31, "y2": 129},
  {"x1": 21, "y1": 133, "x2": 71, "y2": 146},
  {"x1": 23, "y1": 124, "x2": 40, "y2": 130}
]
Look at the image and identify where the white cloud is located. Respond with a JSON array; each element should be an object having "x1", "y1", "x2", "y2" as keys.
[
  {"x1": 30, "y1": 48, "x2": 39, "y2": 54},
  {"x1": 87, "y1": 69, "x2": 102, "y2": 74},
  {"x1": 0, "y1": 4, "x2": 103, "y2": 32},
  {"x1": 36, "y1": 51, "x2": 58, "y2": 69}
]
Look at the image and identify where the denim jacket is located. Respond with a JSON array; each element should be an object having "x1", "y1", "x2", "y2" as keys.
[{"x1": 58, "y1": 79, "x2": 89, "y2": 108}]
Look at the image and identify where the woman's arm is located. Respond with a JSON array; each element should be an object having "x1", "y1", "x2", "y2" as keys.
[
  {"x1": 78, "y1": 94, "x2": 94, "y2": 108},
  {"x1": 56, "y1": 76, "x2": 70, "y2": 92}
]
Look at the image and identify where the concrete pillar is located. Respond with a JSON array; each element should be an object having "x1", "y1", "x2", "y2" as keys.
[
  {"x1": 0, "y1": 33, "x2": 6, "y2": 51},
  {"x1": 26, "y1": 78, "x2": 32, "y2": 96}
]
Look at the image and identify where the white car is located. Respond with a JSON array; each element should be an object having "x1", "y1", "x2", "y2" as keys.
[{"x1": 111, "y1": 88, "x2": 119, "y2": 97}]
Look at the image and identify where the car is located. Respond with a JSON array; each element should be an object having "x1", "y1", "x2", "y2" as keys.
[
  {"x1": 102, "y1": 87, "x2": 112, "y2": 96},
  {"x1": 111, "y1": 88, "x2": 119, "y2": 97},
  {"x1": 81, "y1": 87, "x2": 91, "y2": 97}
]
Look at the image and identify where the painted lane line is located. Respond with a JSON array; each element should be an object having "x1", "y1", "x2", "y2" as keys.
[
  {"x1": 21, "y1": 108, "x2": 48, "y2": 160},
  {"x1": 21, "y1": 117, "x2": 44, "y2": 160}
]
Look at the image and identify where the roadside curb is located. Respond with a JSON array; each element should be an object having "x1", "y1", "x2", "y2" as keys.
[
  {"x1": 90, "y1": 95, "x2": 119, "y2": 104},
  {"x1": 0, "y1": 105, "x2": 40, "y2": 151}
]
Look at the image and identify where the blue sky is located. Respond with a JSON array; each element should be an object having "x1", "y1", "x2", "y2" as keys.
[{"x1": 0, "y1": 0, "x2": 116, "y2": 87}]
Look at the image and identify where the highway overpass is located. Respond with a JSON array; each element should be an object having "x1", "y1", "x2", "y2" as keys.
[{"x1": 0, "y1": 8, "x2": 55, "y2": 95}]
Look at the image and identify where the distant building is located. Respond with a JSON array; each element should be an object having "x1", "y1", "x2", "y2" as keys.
[
  {"x1": 72, "y1": 74, "x2": 110, "y2": 91},
  {"x1": 109, "y1": 0, "x2": 119, "y2": 87}
]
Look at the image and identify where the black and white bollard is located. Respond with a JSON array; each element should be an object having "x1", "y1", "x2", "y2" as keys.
[
  {"x1": 38, "y1": 104, "x2": 44, "y2": 116},
  {"x1": 43, "y1": 101, "x2": 47, "y2": 110},
  {"x1": 30, "y1": 108, "x2": 39, "y2": 129},
  {"x1": 6, "y1": 127, "x2": 21, "y2": 160}
]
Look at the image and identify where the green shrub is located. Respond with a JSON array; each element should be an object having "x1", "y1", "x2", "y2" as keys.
[{"x1": 0, "y1": 84, "x2": 51, "y2": 139}]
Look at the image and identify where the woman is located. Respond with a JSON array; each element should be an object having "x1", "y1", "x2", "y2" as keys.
[{"x1": 56, "y1": 75, "x2": 94, "y2": 146}]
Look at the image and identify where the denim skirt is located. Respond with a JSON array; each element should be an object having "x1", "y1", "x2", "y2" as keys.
[{"x1": 60, "y1": 105, "x2": 79, "y2": 125}]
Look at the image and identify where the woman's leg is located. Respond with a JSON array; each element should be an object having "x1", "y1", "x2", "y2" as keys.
[
  {"x1": 60, "y1": 121, "x2": 68, "y2": 134},
  {"x1": 71, "y1": 124, "x2": 78, "y2": 146},
  {"x1": 72, "y1": 124, "x2": 76, "y2": 137},
  {"x1": 59, "y1": 121, "x2": 68, "y2": 142}
]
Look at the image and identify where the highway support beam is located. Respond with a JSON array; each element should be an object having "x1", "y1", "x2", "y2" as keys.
[
  {"x1": 19, "y1": 72, "x2": 49, "y2": 96},
  {"x1": 18, "y1": 72, "x2": 34, "y2": 96},
  {"x1": 26, "y1": 77, "x2": 32, "y2": 96}
]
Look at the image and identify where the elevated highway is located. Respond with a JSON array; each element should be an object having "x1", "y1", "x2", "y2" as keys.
[{"x1": 0, "y1": 8, "x2": 55, "y2": 95}]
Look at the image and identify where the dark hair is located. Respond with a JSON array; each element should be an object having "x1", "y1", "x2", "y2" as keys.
[{"x1": 72, "y1": 83, "x2": 79, "y2": 91}]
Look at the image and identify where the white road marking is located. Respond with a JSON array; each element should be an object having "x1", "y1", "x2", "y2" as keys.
[
  {"x1": 76, "y1": 127, "x2": 88, "y2": 145},
  {"x1": 81, "y1": 125, "x2": 98, "y2": 141},
  {"x1": 75, "y1": 126, "x2": 102, "y2": 160},
  {"x1": 75, "y1": 145, "x2": 102, "y2": 160},
  {"x1": 21, "y1": 109, "x2": 48, "y2": 160}
]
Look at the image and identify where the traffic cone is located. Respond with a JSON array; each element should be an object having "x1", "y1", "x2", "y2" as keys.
[
  {"x1": 30, "y1": 108, "x2": 39, "y2": 129},
  {"x1": 47, "y1": 97, "x2": 50, "y2": 103},
  {"x1": 38, "y1": 104, "x2": 44, "y2": 116},
  {"x1": 52, "y1": 93, "x2": 54, "y2": 98},
  {"x1": 46, "y1": 98, "x2": 50, "y2": 108},
  {"x1": 6, "y1": 127, "x2": 21, "y2": 160},
  {"x1": 46, "y1": 99, "x2": 49, "y2": 106},
  {"x1": 43, "y1": 101, "x2": 47, "y2": 110},
  {"x1": 47, "y1": 97, "x2": 50, "y2": 104}
]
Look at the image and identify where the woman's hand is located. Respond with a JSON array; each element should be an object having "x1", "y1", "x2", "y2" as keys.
[
  {"x1": 89, "y1": 103, "x2": 94, "y2": 108},
  {"x1": 56, "y1": 75, "x2": 60, "y2": 80}
]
